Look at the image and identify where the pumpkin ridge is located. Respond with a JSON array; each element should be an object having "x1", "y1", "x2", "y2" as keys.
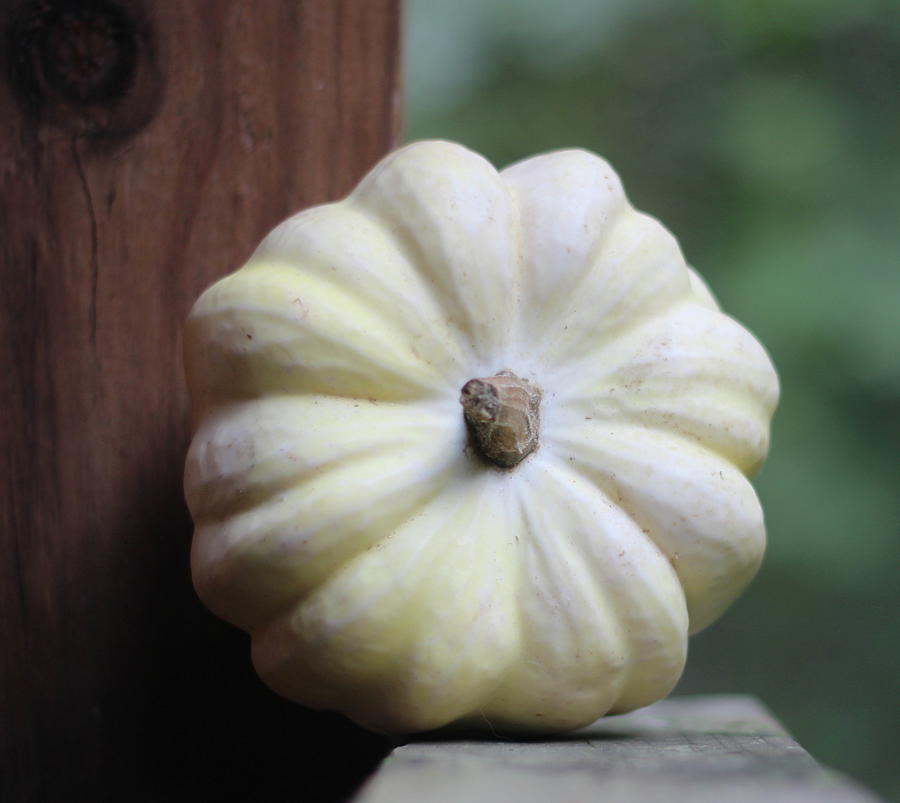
[
  {"x1": 350, "y1": 146, "x2": 519, "y2": 366},
  {"x1": 537, "y1": 274, "x2": 694, "y2": 374},
  {"x1": 355, "y1": 201, "x2": 484, "y2": 354},
  {"x1": 526, "y1": 457, "x2": 688, "y2": 707},
  {"x1": 584, "y1": 393, "x2": 771, "y2": 475},
  {"x1": 187, "y1": 417, "x2": 421, "y2": 523},
  {"x1": 249, "y1": 260, "x2": 463, "y2": 396},
  {"x1": 185, "y1": 264, "x2": 449, "y2": 406},
  {"x1": 477, "y1": 464, "x2": 646, "y2": 728},
  {"x1": 515, "y1": 202, "x2": 632, "y2": 353},
  {"x1": 257, "y1": 201, "x2": 472, "y2": 378},
  {"x1": 553, "y1": 422, "x2": 765, "y2": 633},
  {"x1": 250, "y1": 461, "x2": 461, "y2": 631},
  {"x1": 250, "y1": 472, "x2": 521, "y2": 730},
  {"x1": 192, "y1": 449, "x2": 462, "y2": 632}
]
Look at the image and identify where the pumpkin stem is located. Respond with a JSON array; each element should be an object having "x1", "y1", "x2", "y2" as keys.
[{"x1": 460, "y1": 370, "x2": 541, "y2": 468}]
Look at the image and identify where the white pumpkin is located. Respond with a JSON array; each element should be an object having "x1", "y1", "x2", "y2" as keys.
[{"x1": 184, "y1": 141, "x2": 779, "y2": 734}]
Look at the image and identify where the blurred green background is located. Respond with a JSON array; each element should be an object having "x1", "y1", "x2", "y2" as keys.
[{"x1": 406, "y1": 1, "x2": 899, "y2": 798}]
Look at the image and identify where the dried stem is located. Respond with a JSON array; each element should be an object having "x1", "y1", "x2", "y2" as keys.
[{"x1": 460, "y1": 370, "x2": 541, "y2": 468}]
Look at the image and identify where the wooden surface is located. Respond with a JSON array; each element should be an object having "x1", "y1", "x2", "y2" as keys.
[
  {"x1": 0, "y1": 2, "x2": 400, "y2": 801},
  {"x1": 354, "y1": 696, "x2": 883, "y2": 803}
]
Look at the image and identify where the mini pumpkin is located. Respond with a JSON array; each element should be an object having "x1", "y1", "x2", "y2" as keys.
[{"x1": 184, "y1": 141, "x2": 779, "y2": 734}]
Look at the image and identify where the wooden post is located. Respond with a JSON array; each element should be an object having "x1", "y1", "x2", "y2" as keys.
[{"x1": 0, "y1": 2, "x2": 401, "y2": 800}]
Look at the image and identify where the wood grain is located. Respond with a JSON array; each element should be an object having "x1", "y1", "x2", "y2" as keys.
[
  {"x1": 0, "y1": 2, "x2": 401, "y2": 800},
  {"x1": 354, "y1": 696, "x2": 884, "y2": 803}
]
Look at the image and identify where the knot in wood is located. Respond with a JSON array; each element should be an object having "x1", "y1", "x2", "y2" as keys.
[
  {"x1": 31, "y1": 1, "x2": 137, "y2": 104},
  {"x1": 6, "y1": 0, "x2": 162, "y2": 144}
]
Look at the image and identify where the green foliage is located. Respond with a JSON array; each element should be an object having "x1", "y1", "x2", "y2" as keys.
[{"x1": 407, "y1": 1, "x2": 900, "y2": 798}]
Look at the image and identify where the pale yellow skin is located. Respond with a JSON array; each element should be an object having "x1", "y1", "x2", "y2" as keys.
[{"x1": 184, "y1": 141, "x2": 779, "y2": 735}]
